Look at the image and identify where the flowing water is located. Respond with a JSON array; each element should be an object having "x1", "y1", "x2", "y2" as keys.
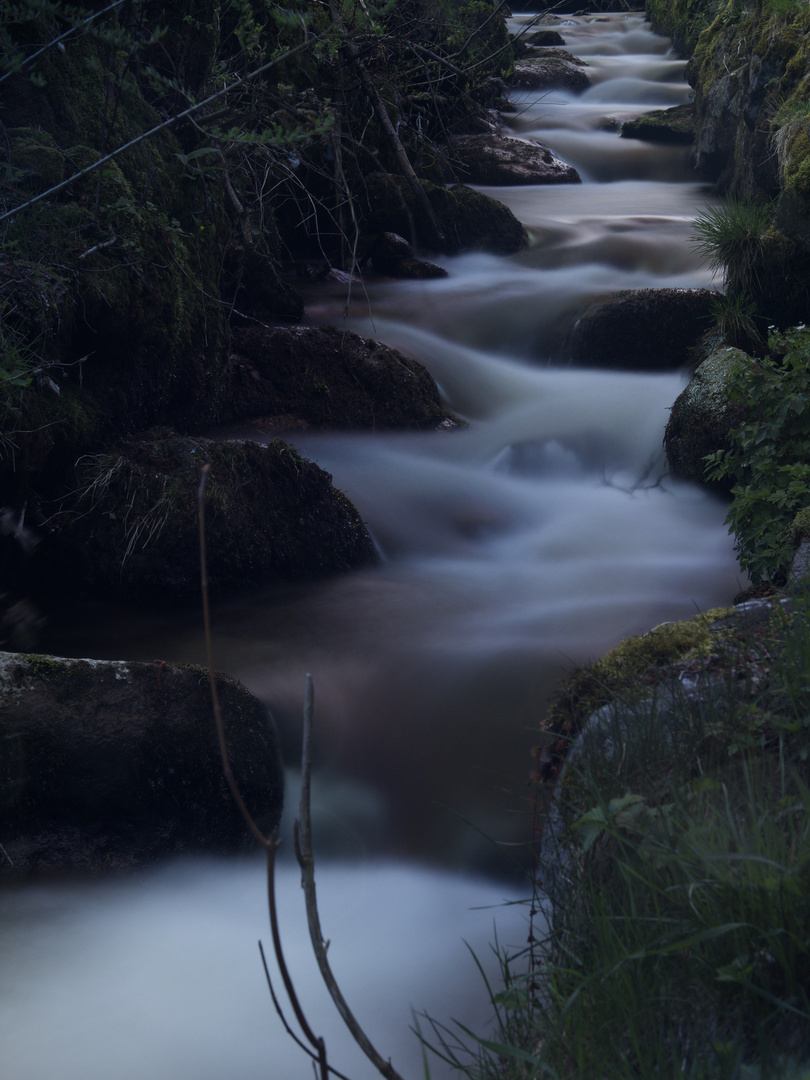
[{"x1": 2, "y1": 13, "x2": 743, "y2": 1080}]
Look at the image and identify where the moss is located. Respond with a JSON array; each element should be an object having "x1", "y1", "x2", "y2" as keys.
[
  {"x1": 23, "y1": 655, "x2": 72, "y2": 679},
  {"x1": 541, "y1": 607, "x2": 735, "y2": 783},
  {"x1": 791, "y1": 506, "x2": 810, "y2": 544}
]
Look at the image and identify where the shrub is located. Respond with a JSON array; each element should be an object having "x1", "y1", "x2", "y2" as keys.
[{"x1": 705, "y1": 324, "x2": 810, "y2": 584}]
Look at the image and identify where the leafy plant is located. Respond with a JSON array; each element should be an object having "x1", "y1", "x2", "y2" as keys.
[{"x1": 705, "y1": 324, "x2": 810, "y2": 584}]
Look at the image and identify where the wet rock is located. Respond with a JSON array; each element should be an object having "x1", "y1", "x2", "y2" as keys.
[
  {"x1": 451, "y1": 132, "x2": 581, "y2": 185},
  {"x1": 362, "y1": 172, "x2": 527, "y2": 255},
  {"x1": 510, "y1": 55, "x2": 590, "y2": 94},
  {"x1": 61, "y1": 433, "x2": 378, "y2": 601},
  {"x1": 370, "y1": 232, "x2": 448, "y2": 278},
  {"x1": 230, "y1": 324, "x2": 455, "y2": 430},
  {"x1": 0, "y1": 651, "x2": 284, "y2": 875},
  {"x1": 621, "y1": 103, "x2": 695, "y2": 145},
  {"x1": 525, "y1": 29, "x2": 566, "y2": 47},
  {"x1": 664, "y1": 347, "x2": 752, "y2": 490},
  {"x1": 568, "y1": 288, "x2": 717, "y2": 370}
]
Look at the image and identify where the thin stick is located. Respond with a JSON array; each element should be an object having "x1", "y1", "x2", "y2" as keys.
[{"x1": 295, "y1": 675, "x2": 409, "y2": 1080}]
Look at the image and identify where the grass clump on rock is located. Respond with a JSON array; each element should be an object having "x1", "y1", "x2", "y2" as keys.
[{"x1": 62, "y1": 432, "x2": 377, "y2": 601}]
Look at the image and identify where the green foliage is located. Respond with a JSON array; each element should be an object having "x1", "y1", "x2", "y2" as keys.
[
  {"x1": 705, "y1": 325, "x2": 810, "y2": 584},
  {"x1": 692, "y1": 198, "x2": 775, "y2": 297},
  {"x1": 709, "y1": 290, "x2": 762, "y2": 348}
]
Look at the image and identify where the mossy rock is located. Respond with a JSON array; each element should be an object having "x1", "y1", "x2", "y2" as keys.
[
  {"x1": 361, "y1": 172, "x2": 527, "y2": 256},
  {"x1": 664, "y1": 346, "x2": 751, "y2": 489},
  {"x1": 0, "y1": 650, "x2": 284, "y2": 874},
  {"x1": 568, "y1": 288, "x2": 717, "y2": 370},
  {"x1": 539, "y1": 605, "x2": 736, "y2": 787},
  {"x1": 229, "y1": 324, "x2": 457, "y2": 430},
  {"x1": 60, "y1": 433, "x2": 378, "y2": 601},
  {"x1": 620, "y1": 103, "x2": 695, "y2": 144}
]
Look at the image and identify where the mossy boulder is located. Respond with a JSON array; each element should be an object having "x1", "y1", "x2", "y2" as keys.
[
  {"x1": 0, "y1": 651, "x2": 284, "y2": 874},
  {"x1": 510, "y1": 55, "x2": 590, "y2": 93},
  {"x1": 450, "y1": 132, "x2": 581, "y2": 185},
  {"x1": 361, "y1": 172, "x2": 528, "y2": 256},
  {"x1": 60, "y1": 433, "x2": 378, "y2": 601},
  {"x1": 620, "y1": 103, "x2": 695, "y2": 144},
  {"x1": 663, "y1": 346, "x2": 751, "y2": 489},
  {"x1": 538, "y1": 605, "x2": 736, "y2": 788},
  {"x1": 229, "y1": 324, "x2": 457, "y2": 431},
  {"x1": 568, "y1": 288, "x2": 717, "y2": 369}
]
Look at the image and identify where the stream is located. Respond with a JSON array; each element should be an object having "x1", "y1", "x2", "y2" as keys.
[{"x1": 1, "y1": 12, "x2": 744, "y2": 1080}]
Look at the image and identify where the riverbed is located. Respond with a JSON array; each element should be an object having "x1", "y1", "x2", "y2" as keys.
[{"x1": 1, "y1": 11, "x2": 742, "y2": 1080}]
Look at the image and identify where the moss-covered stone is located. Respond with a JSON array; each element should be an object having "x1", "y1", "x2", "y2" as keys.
[
  {"x1": 664, "y1": 346, "x2": 751, "y2": 488},
  {"x1": 0, "y1": 649, "x2": 284, "y2": 873},
  {"x1": 539, "y1": 606, "x2": 736, "y2": 785},
  {"x1": 229, "y1": 324, "x2": 457, "y2": 431},
  {"x1": 59, "y1": 433, "x2": 379, "y2": 601},
  {"x1": 620, "y1": 103, "x2": 695, "y2": 144},
  {"x1": 568, "y1": 288, "x2": 717, "y2": 370}
]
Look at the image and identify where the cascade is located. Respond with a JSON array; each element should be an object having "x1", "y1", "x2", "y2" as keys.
[{"x1": 1, "y1": 13, "x2": 741, "y2": 1080}]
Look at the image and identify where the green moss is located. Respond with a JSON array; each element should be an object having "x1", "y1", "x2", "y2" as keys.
[
  {"x1": 23, "y1": 655, "x2": 72, "y2": 678},
  {"x1": 791, "y1": 506, "x2": 810, "y2": 543},
  {"x1": 541, "y1": 608, "x2": 735, "y2": 780}
]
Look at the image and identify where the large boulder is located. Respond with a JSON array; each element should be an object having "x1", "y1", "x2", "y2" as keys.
[
  {"x1": 568, "y1": 288, "x2": 717, "y2": 369},
  {"x1": 451, "y1": 132, "x2": 581, "y2": 185},
  {"x1": 664, "y1": 347, "x2": 752, "y2": 489},
  {"x1": 0, "y1": 652, "x2": 284, "y2": 874},
  {"x1": 229, "y1": 324, "x2": 456, "y2": 430},
  {"x1": 60, "y1": 433, "x2": 378, "y2": 601},
  {"x1": 361, "y1": 172, "x2": 527, "y2": 256}
]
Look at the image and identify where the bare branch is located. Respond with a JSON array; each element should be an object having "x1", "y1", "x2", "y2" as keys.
[{"x1": 295, "y1": 675, "x2": 410, "y2": 1080}]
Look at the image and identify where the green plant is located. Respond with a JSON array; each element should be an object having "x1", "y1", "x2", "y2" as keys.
[
  {"x1": 710, "y1": 290, "x2": 762, "y2": 348},
  {"x1": 705, "y1": 324, "x2": 810, "y2": 584},
  {"x1": 691, "y1": 198, "x2": 775, "y2": 297}
]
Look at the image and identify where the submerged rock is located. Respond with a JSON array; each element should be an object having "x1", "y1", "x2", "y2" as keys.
[
  {"x1": 568, "y1": 288, "x2": 717, "y2": 369},
  {"x1": 451, "y1": 132, "x2": 581, "y2": 185},
  {"x1": 0, "y1": 651, "x2": 284, "y2": 874},
  {"x1": 664, "y1": 347, "x2": 752, "y2": 489},
  {"x1": 61, "y1": 433, "x2": 378, "y2": 601}
]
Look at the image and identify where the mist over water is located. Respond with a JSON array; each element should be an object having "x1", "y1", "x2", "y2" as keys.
[{"x1": 3, "y1": 13, "x2": 742, "y2": 1079}]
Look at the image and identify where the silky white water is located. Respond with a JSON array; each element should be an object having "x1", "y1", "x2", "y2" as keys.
[{"x1": 2, "y1": 12, "x2": 743, "y2": 1079}]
